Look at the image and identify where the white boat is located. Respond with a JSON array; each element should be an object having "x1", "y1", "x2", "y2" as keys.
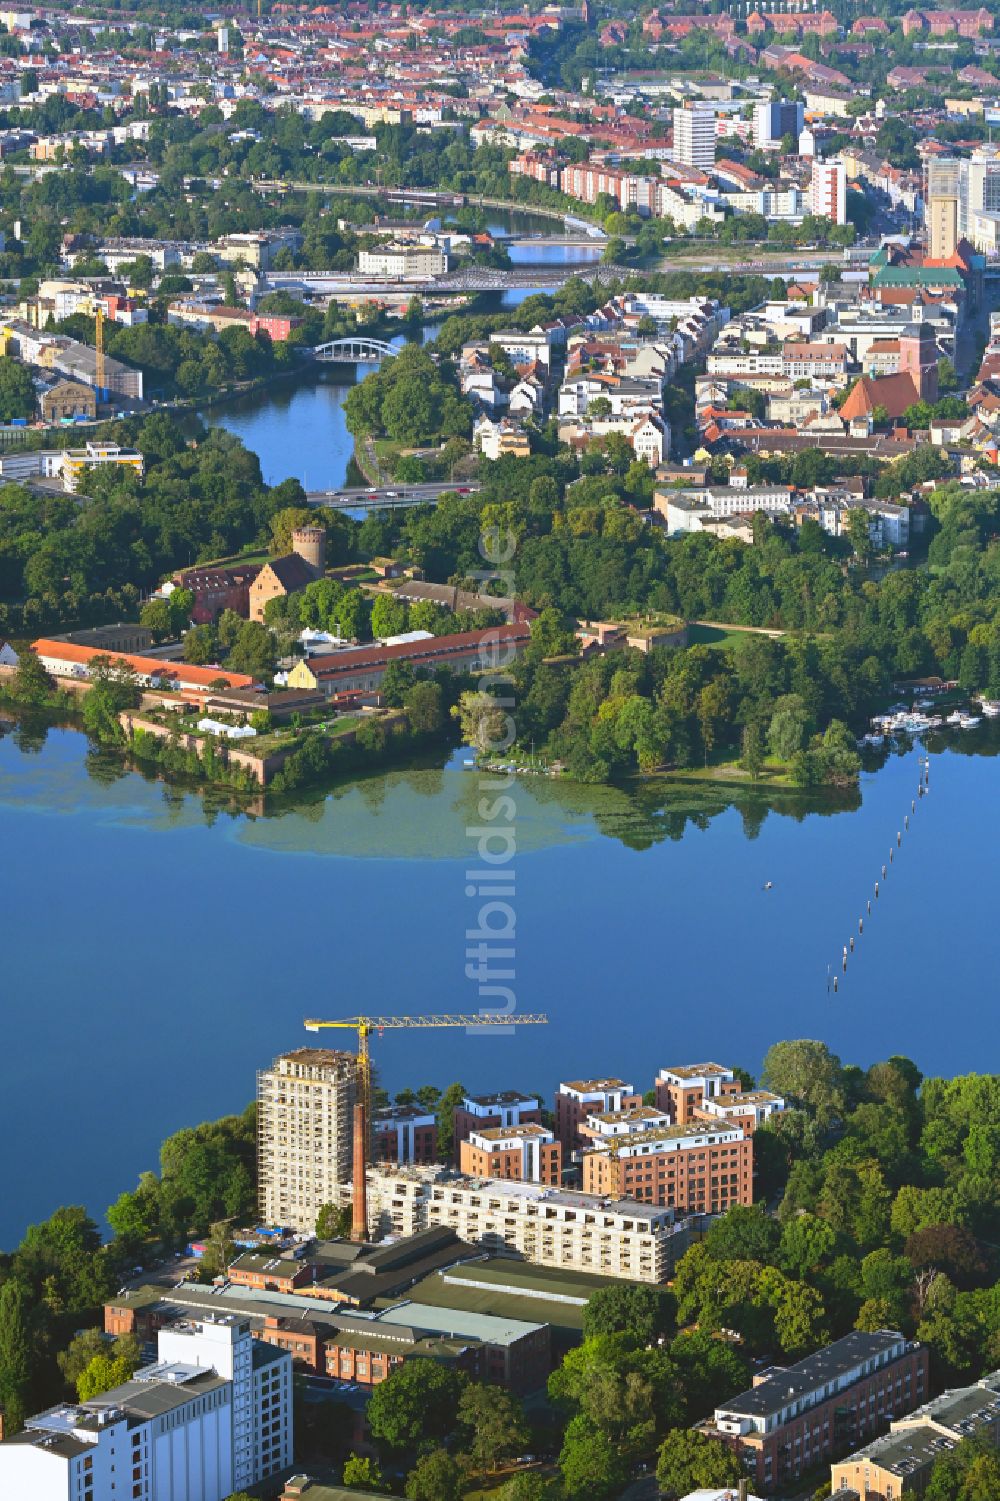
[
  {"x1": 979, "y1": 699, "x2": 1000, "y2": 717},
  {"x1": 961, "y1": 716, "x2": 981, "y2": 729},
  {"x1": 946, "y1": 710, "x2": 965, "y2": 726}
]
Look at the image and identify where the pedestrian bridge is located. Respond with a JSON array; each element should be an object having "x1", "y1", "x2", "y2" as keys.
[{"x1": 311, "y1": 337, "x2": 398, "y2": 363}]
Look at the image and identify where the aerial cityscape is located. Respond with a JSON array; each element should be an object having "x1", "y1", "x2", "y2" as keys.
[{"x1": 1, "y1": 0, "x2": 1000, "y2": 1499}]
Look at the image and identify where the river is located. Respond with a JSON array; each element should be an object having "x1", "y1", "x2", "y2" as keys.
[
  {"x1": 196, "y1": 287, "x2": 551, "y2": 491},
  {"x1": 2, "y1": 716, "x2": 999, "y2": 1247}
]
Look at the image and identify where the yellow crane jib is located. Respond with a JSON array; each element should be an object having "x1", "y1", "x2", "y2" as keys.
[{"x1": 302, "y1": 1014, "x2": 548, "y2": 1241}]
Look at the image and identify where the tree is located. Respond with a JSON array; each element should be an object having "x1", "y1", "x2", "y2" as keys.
[
  {"x1": 200, "y1": 1219, "x2": 236, "y2": 1278},
  {"x1": 0, "y1": 1280, "x2": 34, "y2": 1434},
  {"x1": 435, "y1": 1082, "x2": 466, "y2": 1161},
  {"x1": 139, "y1": 597, "x2": 175, "y2": 643},
  {"x1": 451, "y1": 690, "x2": 508, "y2": 754},
  {"x1": 904, "y1": 1226, "x2": 989, "y2": 1291},
  {"x1": 779, "y1": 1213, "x2": 837, "y2": 1279},
  {"x1": 183, "y1": 625, "x2": 219, "y2": 665},
  {"x1": 106, "y1": 1171, "x2": 162, "y2": 1245},
  {"x1": 741, "y1": 721, "x2": 764, "y2": 780},
  {"x1": 704, "y1": 1204, "x2": 781, "y2": 1264},
  {"x1": 656, "y1": 1429, "x2": 745, "y2": 1499},
  {"x1": 497, "y1": 1475, "x2": 547, "y2": 1501},
  {"x1": 559, "y1": 1416, "x2": 627, "y2": 1501},
  {"x1": 582, "y1": 1283, "x2": 675, "y2": 1345},
  {"x1": 762, "y1": 1040, "x2": 844, "y2": 1124},
  {"x1": 457, "y1": 1383, "x2": 529, "y2": 1471},
  {"x1": 316, "y1": 1203, "x2": 352, "y2": 1240},
  {"x1": 342, "y1": 1454, "x2": 385, "y2": 1490},
  {"x1": 669, "y1": 1330, "x2": 750, "y2": 1422},
  {"x1": 58, "y1": 1328, "x2": 108, "y2": 1389},
  {"x1": 0, "y1": 355, "x2": 37, "y2": 421},
  {"x1": 404, "y1": 679, "x2": 444, "y2": 736},
  {"x1": 371, "y1": 592, "x2": 409, "y2": 640},
  {"x1": 82, "y1": 656, "x2": 141, "y2": 742},
  {"x1": 367, "y1": 1359, "x2": 467, "y2": 1449},
  {"x1": 768, "y1": 694, "x2": 810, "y2": 762},
  {"x1": 77, "y1": 1350, "x2": 139, "y2": 1401},
  {"x1": 405, "y1": 1449, "x2": 464, "y2": 1501},
  {"x1": 847, "y1": 508, "x2": 874, "y2": 560},
  {"x1": 9, "y1": 646, "x2": 54, "y2": 704},
  {"x1": 225, "y1": 621, "x2": 275, "y2": 678}
]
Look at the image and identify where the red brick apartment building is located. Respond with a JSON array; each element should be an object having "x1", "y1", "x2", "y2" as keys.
[
  {"x1": 655, "y1": 1063, "x2": 743, "y2": 1122},
  {"x1": 459, "y1": 1124, "x2": 562, "y2": 1185},
  {"x1": 555, "y1": 1077, "x2": 641, "y2": 1151},
  {"x1": 227, "y1": 1251, "x2": 314, "y2": 1294},
  {"x1": 710, "y1": 1329, "x2": 930, "y2": 1492},
  {"x1": 373, "y1": 1103, "x2": 438, "y2": 1165},
  {"x1": 452, "y1": 1090, "x2": 541, "y2": 1160},
  {"x1": 582, "y1": 1121, "x2": 752, "y2": 1213}
]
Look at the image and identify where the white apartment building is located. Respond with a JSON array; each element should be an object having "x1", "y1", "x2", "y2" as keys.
[
  {"x1": 257, "y1": 1048, "x2": 357, "y2": 1233},
  {"x1": 558, "y1": 375, "x2": 662, "y2": 419},
  {"x1": 809, "y1": 158, "x2": 847, "y2": 225},
  {"x1": 365, "y1": 1165, "x2": 682, "y2": 1282},
  {"x1": 0, "y1": 1316, "x2": 292, "y2": 1501},
  {"x1": 491, "y1": 329, "x2": 553, "y2": 368},
  {"x1": 672, "y1": 101, "x2": 717, "y2": 169},
  {"x1": 357, "y1": 243, "x2": 449, "y2": 279},
  {"x1": 706, "y1": 349, "x2": 785, "y2": 378}
]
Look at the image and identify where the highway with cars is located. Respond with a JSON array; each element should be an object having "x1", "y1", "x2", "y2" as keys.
[{"x1": 305, "y1": 480, "x2": 481, "y2": 511}]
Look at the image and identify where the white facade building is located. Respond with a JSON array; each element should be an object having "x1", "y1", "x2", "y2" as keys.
[
  {"x1": 0, "y1": 1316, "x2": 292, "y2": 1501},
  {"x1": 257, "y1": 1048, "x2": 357, "y2": 1233},
  {"x1": 365, "y1": 1165, "x2": 685, "y2": 1282},
  {"x1": 357, "y1": 243, "x2": 449, "y2": 278},
  {"x1": 809, "y1": 158, "x2": 847, "y2": 225},
  {"x1": 672, "y1": 101, "x2": 717, "y2": 169}
]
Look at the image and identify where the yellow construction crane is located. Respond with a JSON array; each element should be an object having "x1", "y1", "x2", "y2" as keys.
[
  {"x1": 303, "y1": 1013, "x2": 548, "y2": 1239},
  {"x1": 94, "y1": 306, "x2": 105, "y2": 401}
]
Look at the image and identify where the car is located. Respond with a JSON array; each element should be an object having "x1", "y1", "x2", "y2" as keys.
[{"x1": 458, "y1": 486, "x2": 470, "y2": 493}]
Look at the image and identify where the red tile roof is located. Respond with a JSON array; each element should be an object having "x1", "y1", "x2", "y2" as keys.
[
  {"x1": 32, "y1": 639, "x2": 255, "y2": 689},
  {"x1": 305, "y1": 623, "x2": 530, "y2": 681}
]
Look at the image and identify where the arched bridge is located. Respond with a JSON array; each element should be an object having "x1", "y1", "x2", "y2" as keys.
[{"x1": 310, "y1": 337, "x2": 398, "y2": 364}]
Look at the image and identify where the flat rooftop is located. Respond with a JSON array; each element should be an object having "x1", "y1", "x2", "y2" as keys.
[
  {"x1": 658, "y1": 1063, "x2": 732, "y2": 1081},
  {"x1": 560, "y1": 1078, "x2": 634, "y2": 1093},
  {"x1": 465, "y1": 1090, "x2": 538, "y2": 1107},
  {"x1": 588, "y1": 1123, "x2": 743, "y2": 1153},
  {"x1": 718, "y1": 1331, "x2": 910, "y2": 1421}
]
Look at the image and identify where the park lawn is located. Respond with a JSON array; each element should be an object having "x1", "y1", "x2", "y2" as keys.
[
  {"x1": 661, "y1": 753, "x2": 798, "y2": 789},
  {"x1": 686, "y1": 623, "x2": 752, "y2": 650}
]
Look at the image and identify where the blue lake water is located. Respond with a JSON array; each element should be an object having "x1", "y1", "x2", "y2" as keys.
[{"x1": 1, "y1": 718, "x2": 997, "y2": 1247}]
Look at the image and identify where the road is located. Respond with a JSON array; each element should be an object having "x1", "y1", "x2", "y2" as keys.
[{"x1": 306, "y1": 480, "x2": 480, "y2": 511}]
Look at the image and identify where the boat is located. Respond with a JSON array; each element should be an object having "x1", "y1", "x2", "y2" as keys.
[
  {"x1": 979, "y1": 699, "x2": 1000, "y2": 718},
  {"x1": 961, "y1": 716, "x2": 981, "y2": 729}
]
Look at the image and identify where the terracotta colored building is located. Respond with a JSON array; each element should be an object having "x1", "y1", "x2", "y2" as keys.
[
  {"x1": 712, "y1": 1330, "x2": 930, "y2": 1493},
  {"x1": 452, "y1": 1090, "x2": 542, "y2": 1161},
  {"x1": 654, "y1": 1063, "x2": 742, "y2": 1123},
  {"x1": 459, "y1": 1124, "x2": 562, "y2": 1185},
  {"x1": 228, "y1": 1251, "x2": 315, "y2": 1294},
  {"x1": 581, "y1": 1121, "x2": 752, "y2": 1214},
  {"x1": 258, "y1": 1314, "x2": 325, "y2": 1372},
  {"x1": 555, "y1": 1077, "x2": 641, "y2": 1152},
  {"x1": 373, "y1": 1104, "x2": 438, "y2": 1165}
]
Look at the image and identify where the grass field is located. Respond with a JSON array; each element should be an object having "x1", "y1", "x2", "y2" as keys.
[{"x1": 686, "y1": 623, "x2": 751, "y2": 650}]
